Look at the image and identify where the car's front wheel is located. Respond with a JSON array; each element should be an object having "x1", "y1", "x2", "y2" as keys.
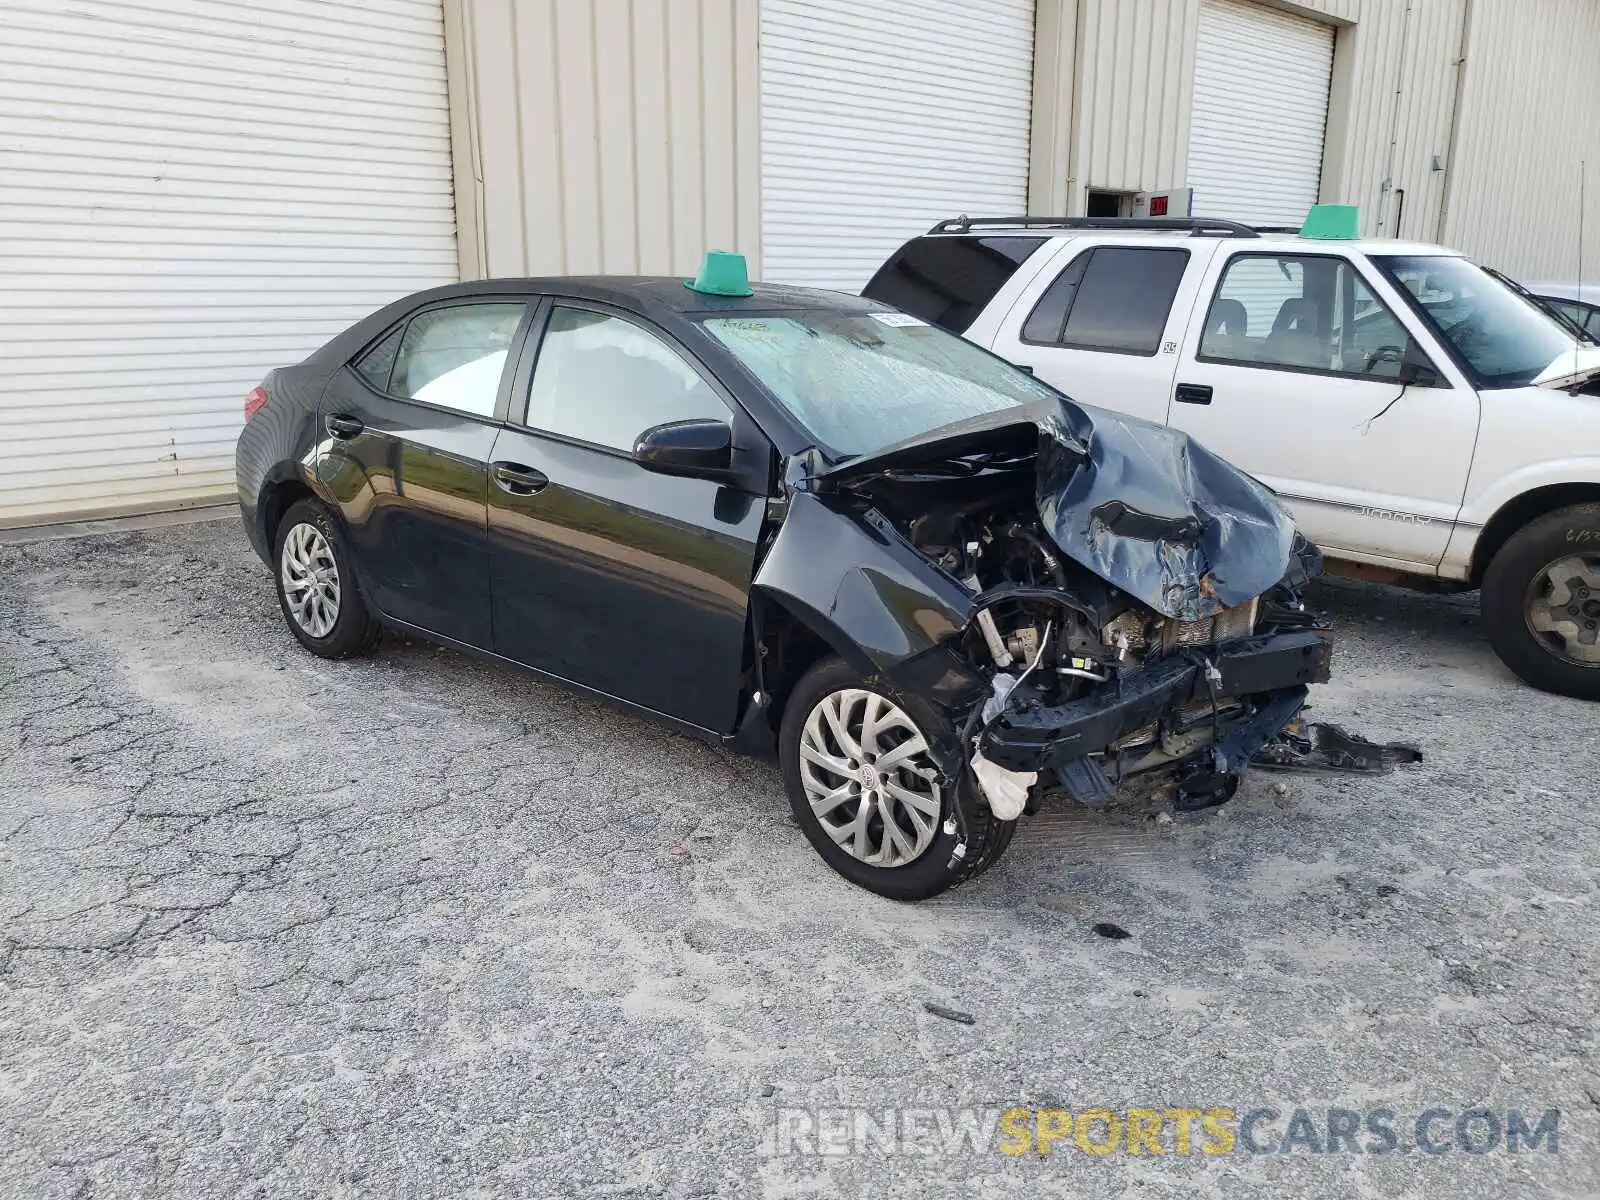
[
  {"x1": 1481, "y1": 502, "x2": 1600, "y2": 700},
  {"x1": 778, "y1": 656, "x2": 1015, "y2": 900},
  {"x1": 273, "y1": 498, "x2": 382, "y2": 659}
]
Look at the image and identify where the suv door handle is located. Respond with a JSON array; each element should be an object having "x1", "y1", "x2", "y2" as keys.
[
  {"x1": 1174, "y1": 383, "x2": 1213, "y2": 405},
  {"x1": 325, "y1": 413, "x2": 365, "y2": 439},
  {"x1": 492, "y1": 462, "x2": 549, "y2": 495}
]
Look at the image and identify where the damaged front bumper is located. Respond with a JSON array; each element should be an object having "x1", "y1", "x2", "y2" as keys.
[{"x1": 978, "y1": 631, "x2": 1332, "y2": 776}]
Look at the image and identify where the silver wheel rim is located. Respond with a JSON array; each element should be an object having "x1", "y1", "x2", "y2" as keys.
[
  {"x1": 798, "y1": 688, "x2": 941, "y2": 868},
  {"x1": 1525, "y1": 553, "x2": 1600, "y2": 666},
  {"x1": 280, "y1": 522, "x2": 341, "y2": 639}
]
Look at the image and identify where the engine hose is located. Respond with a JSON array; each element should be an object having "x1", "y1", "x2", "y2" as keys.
[{"x1": 1003, "y1": 524, "x2": 1067, "y2": 589}]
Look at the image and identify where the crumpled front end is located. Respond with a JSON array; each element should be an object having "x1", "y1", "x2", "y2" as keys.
[
  {"x1": 971, "y1": 541, "x2": 1330, "y2": 811},
  {"x1": 761, "y1": 397, "x2": 1333, "y2": 820}
]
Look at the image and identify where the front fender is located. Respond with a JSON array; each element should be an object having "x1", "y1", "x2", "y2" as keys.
[
  {"x1": 1457, "y1": 459, "x2": 1600, "y2": 529},
  {"x1": 752, "y1": 491, "x2": 987, "y2": 708}
]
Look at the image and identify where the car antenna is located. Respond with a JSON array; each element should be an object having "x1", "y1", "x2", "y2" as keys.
[{"x1": 1577, "y1": 158, "x2": 1587, "y2": 384}]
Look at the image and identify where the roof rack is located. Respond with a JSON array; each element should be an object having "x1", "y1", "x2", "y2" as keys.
[{"x1": 929, "y1": 215, "x2": 1261, "y2": 238}]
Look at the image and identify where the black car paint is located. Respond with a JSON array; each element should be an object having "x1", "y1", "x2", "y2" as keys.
[{"x1": 238, "y1": 275, "x2": 1323, "y2": 792}]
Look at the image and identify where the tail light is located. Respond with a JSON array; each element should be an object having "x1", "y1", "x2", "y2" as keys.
[{"x1": 244, "y1": 386, "x2": 268, "y2": 421}]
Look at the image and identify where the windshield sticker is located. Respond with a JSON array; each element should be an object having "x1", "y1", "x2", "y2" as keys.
[{"x1": 869, "y1": 312, "x2": 928, "y2": 328}]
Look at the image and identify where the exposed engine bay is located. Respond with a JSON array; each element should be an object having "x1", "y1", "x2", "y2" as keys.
[
  {"x1": 752, "y1": 399, "x2": 1375, "y2": 887},
  {"x1": 843, "y1": 452, "x2": 1330, "y2": 821}
]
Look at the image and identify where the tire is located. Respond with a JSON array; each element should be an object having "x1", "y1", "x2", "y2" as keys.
[
  {"x1": 778, "y1": 656, "x2": 1015, "y2": 900},
  {"x1": 272, "y1": 498, "x2": 382, "y2": 660},
  {"x1": 1481, "y1": 502, "x2": 1600, "y2": 701}
]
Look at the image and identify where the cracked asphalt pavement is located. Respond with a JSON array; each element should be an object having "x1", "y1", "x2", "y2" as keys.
[{"x1": 2, "y1": 517, "x2": 1597, "y2": 1198}]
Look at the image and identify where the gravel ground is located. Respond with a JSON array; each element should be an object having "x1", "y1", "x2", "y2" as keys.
[{"x1": 1, "y1": 517, "x2": 1596, "y2": 1199}]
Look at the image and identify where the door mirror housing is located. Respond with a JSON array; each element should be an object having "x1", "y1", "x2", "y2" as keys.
[
  {"x1": 1398, "y1": 357, "x2": 1441, "y2": 388},
  {"x1": 633, "y1": 418, "x2": 734, "y2": 480}
]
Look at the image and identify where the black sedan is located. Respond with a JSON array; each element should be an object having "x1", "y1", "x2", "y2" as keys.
[{"x1": 236, "y1": 258, "x2": 1331, "y2": 900}]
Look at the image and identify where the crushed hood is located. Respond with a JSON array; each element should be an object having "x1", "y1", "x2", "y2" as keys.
[{"x1": 816, "y1": 399, "x2": 1296, "y2": 622}]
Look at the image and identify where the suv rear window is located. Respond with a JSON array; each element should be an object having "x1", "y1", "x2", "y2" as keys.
[
  {"x1": 862, "y1": 235, "x2": 1047, "y2": 334},
  {"x1": 1021, "y1": 246, "x2": 1190, "y2": 356}
]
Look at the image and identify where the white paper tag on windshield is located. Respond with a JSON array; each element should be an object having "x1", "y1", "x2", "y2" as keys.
[{"x1": 868, "y1": 311, "x2": 927, "y2": 328}]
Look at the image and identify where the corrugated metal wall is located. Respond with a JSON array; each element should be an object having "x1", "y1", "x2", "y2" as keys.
[
  {"x1": 1443, "y1": 0, "x2": 1600, "y2": 281},
  {"x1": 445, "y1": 0, "x2": 760, "y2": 281},
  {"x1": 1028, "y1": 0, "x2": 1600, "y2": 279},
  {"x1": 0, "y1": 0, "x2": 458, "y2": 528}
]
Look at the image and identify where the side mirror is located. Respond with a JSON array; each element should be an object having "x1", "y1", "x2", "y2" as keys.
[
  {"x1": 633, "y1": 418, "x2": 734, "y2": 480},
  {"x1": 1397, "y1": 359, "x2": 1440, "y2": 387}
]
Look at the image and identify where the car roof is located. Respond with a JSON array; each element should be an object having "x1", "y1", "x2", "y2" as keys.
[
  {"x1": 920, "y1": 226, "x2": 1461, "y2": 258},
  {"x1": 401, "y1": 275, "x2": 885, "y2": 316}
]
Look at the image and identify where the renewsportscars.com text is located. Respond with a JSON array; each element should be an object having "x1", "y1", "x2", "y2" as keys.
[{"x1": 770, "y1": 1105, "x2": 1561, "y2": 1158}]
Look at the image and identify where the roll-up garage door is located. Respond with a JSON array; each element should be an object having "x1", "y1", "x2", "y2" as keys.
[
  {"x1": 1188, "y1": 0, "x2": 1334, "y2": 227},
  {"x1": 759, "y1": 0, "x2": 1035, "y2": 292},
  {"x1": 0, "y1": 0, "x2": 459, "y2": 527}
]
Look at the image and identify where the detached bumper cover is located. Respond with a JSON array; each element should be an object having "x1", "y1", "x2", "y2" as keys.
[{"x1": 980, "y1": 632, "x2": 1331, "y2": 773}]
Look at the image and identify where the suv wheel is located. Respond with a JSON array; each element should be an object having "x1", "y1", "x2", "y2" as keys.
[
  {"x1": 777, "y1": 656, "x2": 1016, "y2": 900},
  {"x1": 273, "y1": 498, "x2": 382, "y2": 659},
  {"x1": 1481, "y1": 502, "x2": 1600, "y2": 700}
]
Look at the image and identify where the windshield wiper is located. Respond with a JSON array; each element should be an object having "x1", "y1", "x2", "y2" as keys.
[{"x1": 1486, "y1": 267, "x2": 1600, "y2": 346}]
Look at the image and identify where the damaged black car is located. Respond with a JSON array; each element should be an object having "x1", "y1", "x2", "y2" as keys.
[{"x1": 236, "y1": 257, "x2": 1332, "y2": 901}]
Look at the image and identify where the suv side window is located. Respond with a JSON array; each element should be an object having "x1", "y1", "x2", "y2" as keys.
[
  {"x1": 524, "y1": 307, "x2": 729, "y2": 453},
  {"x1": 384, "y1": 302, "x2": 527, "y2": 416},
  {"x1": 1200, "y1": 254, "x2": 1431, "y2": 381},
  {"x1": 1021, "y1": 246, "x2": 1190, "y2": 355}
]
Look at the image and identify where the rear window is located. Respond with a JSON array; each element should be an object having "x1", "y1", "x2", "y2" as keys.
[
  {"x1": 861, "y1": 235, "x2": 1047, "y2": 334},
  {"x1": 1022, "y1": 246, "x2": 1190, "y2": 356}
]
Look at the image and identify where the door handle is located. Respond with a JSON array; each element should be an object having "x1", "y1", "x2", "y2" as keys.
[
  {"x1": 326, "y1": 413, "x2": 365, "y2": 439},
  {"x1": 492, "y1": 461, "x2": 549, "y2": 495},
  {"x1": 1174, "y1": 383, "x2": 1213, "y2": 405}
]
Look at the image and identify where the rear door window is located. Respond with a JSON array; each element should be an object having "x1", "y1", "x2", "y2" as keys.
[
  {"x1": 1020, "y1": 246, "x2": 1190, "y2": 355},
  {"x1": 861, "y1": 236, "x2": 1047, "y2": 334},
  {"x1": 387, "y1": 302, "x2": 527, "y2": 417}
]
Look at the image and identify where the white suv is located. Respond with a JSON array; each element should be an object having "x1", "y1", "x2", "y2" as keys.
[{"x1": 864, "y1": 215, "x2": 1600, "y2": 700}]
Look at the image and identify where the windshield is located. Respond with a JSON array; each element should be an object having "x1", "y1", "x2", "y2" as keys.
[
  {"x1": 701, "y1": 310, "x2": 1058, "y2": 457},
  {"x1": 1372, "y1": 255, "x2": 1578, "y2": 386}
]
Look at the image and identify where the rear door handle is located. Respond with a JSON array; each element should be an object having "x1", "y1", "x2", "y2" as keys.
[
  {"x1": 1174, "y1": 383, "x2": 1213, "y2": 405},
  {"x1": 492, "y1": 461, "x2": 549, "y2": 495},
  {"x1": 326, "y1": 413, "x2": 365, "y2": 439}
]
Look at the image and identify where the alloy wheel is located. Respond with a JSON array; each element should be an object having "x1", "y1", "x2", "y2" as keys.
[
  {"x1": 798, "y1": 688, "x2": 942, "y2": 868},
  {"x1": 1524, "y1": 553, "x2": 1600, "y2": 665},
  {"x1": 280, "y1": 522, "x2": 342, "y2": 639}
]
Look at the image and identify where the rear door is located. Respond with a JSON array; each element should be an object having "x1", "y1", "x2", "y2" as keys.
[
  {"x1": 315, "y1": 299, "x2": 530, "y2": 647},
  {"x1": 988, "y1": 238, "x2": 1217, "y2": 425},
  {"x1": 485, "y1": 302, "x2": 769, "y2": 734},
  {"x1": 1166, "y1": 247, "x2": 1477, "y2": 567}
]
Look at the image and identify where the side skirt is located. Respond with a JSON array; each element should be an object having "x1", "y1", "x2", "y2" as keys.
[{"x1": 377, "y1": 614, "x2": 740, "y2": 751}]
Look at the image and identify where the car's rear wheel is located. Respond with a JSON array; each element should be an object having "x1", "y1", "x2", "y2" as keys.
[
  {"x1": 1481, "y1": 502, "x2": 1600, "y2": 700},
  {"x1": 273, "y1": 498, "x2": 381, "y2": 659},
  {"x1": 778, "y1": 656, "x2": 1015, "y2": 900}
]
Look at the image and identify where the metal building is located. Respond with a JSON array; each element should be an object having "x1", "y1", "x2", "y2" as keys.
[{"x1": 2, "y1": 0, "x2": 1597, "y2": 526}]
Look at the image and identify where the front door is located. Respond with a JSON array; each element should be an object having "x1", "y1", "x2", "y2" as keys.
[
  {"x1": 486, "y1": 303, "x2": 768, "y2": 733},
  {"x1": 315, "y1": 299, "x2": 529, "y2": 645},
  {"x1": 1167, "y1": 249, "x2": 1479, "y2": 568}
]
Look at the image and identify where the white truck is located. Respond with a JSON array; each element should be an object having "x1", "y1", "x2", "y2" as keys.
[{"x1": 863, "y1": 213, "x2": 1600, "y2": 700}]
